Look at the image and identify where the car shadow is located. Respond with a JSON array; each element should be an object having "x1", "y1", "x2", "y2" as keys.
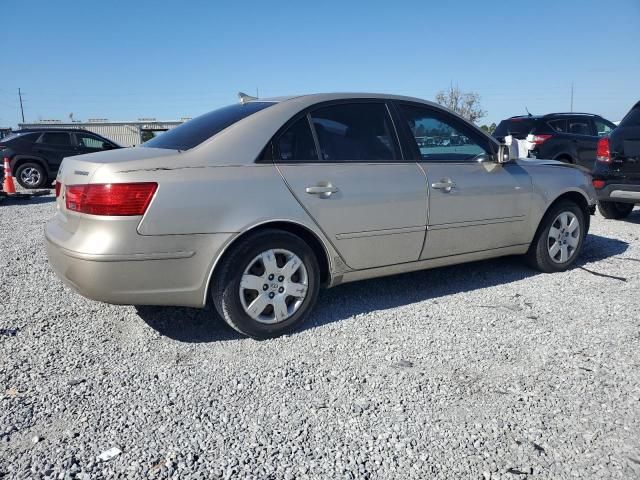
[
  {"x1": 618, "y1": 207, "x2": 640, "y2": 225},
  {"x1": 135, "y1": 233, "x2": 628, "y2": 343},
  {"x1": 1, "y1": 194, "x2": 55, "y2": 205}
]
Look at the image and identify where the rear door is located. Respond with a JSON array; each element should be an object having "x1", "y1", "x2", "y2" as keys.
[
  {"x1": 394, "y1": 102, "x2": 532, "y2": 259},
  {"x1": 275, "y1": 101, "x2": 428, "y2": 270},
  {"x1": 567, "y1": 116, "x2": 597, "y2": 169},
  {"x1": 33, "y1": 132, "x2": 77, "y2": 172}
]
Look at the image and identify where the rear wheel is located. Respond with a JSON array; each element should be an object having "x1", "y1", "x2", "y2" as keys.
[
  {"x1": 597, "y1": 201, "x2": 634, "y2": 219},
  {"x1": 526, "y1": 201, "x2": 586, "y2": 273},
  {"x1": 15, "y1": 162, "x2": 48, "y2": 189},
  {"x1": 211, "y1": 229, "x2": 320, "y2": 339}
]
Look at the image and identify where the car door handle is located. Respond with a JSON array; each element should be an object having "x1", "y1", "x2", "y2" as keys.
[
  {"x1": 305, "y1": 185, "x2": 339, "y2": 196},
  {"x1": 431, "y1": 180, "x2": 456, "y2": 192}
]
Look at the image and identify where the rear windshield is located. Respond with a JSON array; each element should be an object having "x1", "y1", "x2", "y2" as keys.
[
  {"x1": 0, "y1": 131, "x2": 39, "y2": 143},
  {"x1": 143, "y1": 102, "x2": 275, "y2": 150},
  {"x1": 493, "y1": 118, "x2": 537, "y2": 139},
  {"x1": 620, "y1": 103, "x2": 640, "y2": 127}
]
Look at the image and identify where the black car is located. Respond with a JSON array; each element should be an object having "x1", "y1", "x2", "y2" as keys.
[
  {"x1": 493, "y1": 113, "x2": 617, "y2": 170},
  {"x1": 0, "y1": 129, "x2": 119, "y2": 189},
  {"x1": 592, "y1": 101, "x2": 640, "y2": 219}
]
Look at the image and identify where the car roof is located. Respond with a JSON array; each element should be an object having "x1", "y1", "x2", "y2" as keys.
[
  {"x1": 247, "y1": 92, "x2": 445, "y2": 108},
  {"x1": 15, "y1": 128, "x2": 95, "y2": 133},
  {"x1": 506, "y1": 113, "x2": 599, "y2": 121}
]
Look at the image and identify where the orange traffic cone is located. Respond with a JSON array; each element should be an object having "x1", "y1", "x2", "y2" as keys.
[{"x1": 3, "y1": 157, "x2": 16, "y2": 194}]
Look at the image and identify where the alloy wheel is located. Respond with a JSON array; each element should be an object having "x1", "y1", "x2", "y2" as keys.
[{"x1": 20, "y1": 167, "x2": 42, "y2": 187}]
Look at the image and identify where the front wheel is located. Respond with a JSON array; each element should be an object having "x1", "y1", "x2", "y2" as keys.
[
  {"x1": 525, "y1": 201, "x2": 586, "y2": 273},
  {"x1": 597, "y1": 201, "x2": 634, "y2": 219},
  {"x1": 211, "y1": 229, "x2": 320, "y2": 339}
]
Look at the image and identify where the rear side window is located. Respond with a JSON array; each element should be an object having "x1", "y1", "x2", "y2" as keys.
[
  {"x1": 567, "y1": 117, "x2": 593, "y2": 136},
  {"x1": 277, "y1": 117, "x2": 318, "y2": 161},
  {"x1": 143, "y1": 102, "x2": 274, "y2": 150},
  {"x1": 620, "y1": 104, "x2": 640, "y2": 127},
  {"x1": 40, "y1": 132, "x2": 71, "y2": 146},
  {"x1": 309, "y1": 103, "x2": 397, "y2": 161},
  {"x1": 493, "y1": 118, "x2": 537, "y2": 138},
  {"x1": 548, "y1": 119, "x2": 567, "y2": 132}
]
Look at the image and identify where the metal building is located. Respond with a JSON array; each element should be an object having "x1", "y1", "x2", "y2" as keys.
[{"x1": 18, "y1": 118, "x2": 189, "y2": 147}]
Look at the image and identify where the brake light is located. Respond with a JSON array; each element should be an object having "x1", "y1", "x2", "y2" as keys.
[
  {"x1": 596, "y1": 137, "x2": 611, "y2": 163},
  {"x1": 55, "y1": 181, "x2": 61, "y2": 197},
  {"x1": 65, "y1": 183, "x2": 157, "y2": 216},
  {"x1": 592, "y1": 179, "x2": 606, "y2": 189},
  {"x1": 531, "y1": 134, "x2": 552, "y2": 145}
]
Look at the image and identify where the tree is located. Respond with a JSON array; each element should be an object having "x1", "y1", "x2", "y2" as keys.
[
  {"x1": 435, "y1": 85, "x2": 487, "y2": 124},
  {"x1": 480, "y1": 122, "x2": 497, "y2": 134}
]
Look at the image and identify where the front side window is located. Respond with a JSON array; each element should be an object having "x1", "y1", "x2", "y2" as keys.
[
  {"x1": 567, "y1": 118, "x2": 593, "y2": 136},
  {"x1": 40, "y1": 132, "x2": 71, "y2": 146},
  {"x1": 594, "y1": 118, "x2": 615, "y2": 136},
  {"x1": 143, "y1": 102, "x2": 275, "y2": 151},
  {"x1": 398, "y1": 104, "x2": 488, "y2": 161},
  {"x1": 277, "y1": 117, "x2": 318, "y2": 161},
  {"x1": 77, "y1": 133, "x2": 108, "y2": 149},
  {"x1": 309, "y1": 103, "x2": 397, "y2": 161}
]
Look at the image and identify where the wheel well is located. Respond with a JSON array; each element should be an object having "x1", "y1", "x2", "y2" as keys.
[
  {"x1": 554, "y1": 154, "x2": 574, "y2": 164},
  {"x1": 536, "y1": 191, "x2": 591, "y2": 239},
  {"x1": 12, "y1": 157, "x2": 49, "y2": 176},
  {"x1": 212, "y1": 222, "x2": 331, "y2": 290}
]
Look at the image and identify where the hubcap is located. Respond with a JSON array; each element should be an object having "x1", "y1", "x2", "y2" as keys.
[
  {"x1": 547, "y1": 211, "x2": 580, "y2": 263},
  {"x1": 20, "y1": 167, "x2": 41, "y2": 187},
  {"x1": 239, "y1": 249, "x2": 308, "y2": 324}
]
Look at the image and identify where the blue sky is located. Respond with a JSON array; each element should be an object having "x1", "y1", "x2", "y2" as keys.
[{"x1": 1, "y1": 0, "x2": 638, "y2": 127}]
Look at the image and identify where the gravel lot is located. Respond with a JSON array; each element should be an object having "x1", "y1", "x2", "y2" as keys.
[{"x1": 1, "y1": 194, "x2": 639, "y2": 479}]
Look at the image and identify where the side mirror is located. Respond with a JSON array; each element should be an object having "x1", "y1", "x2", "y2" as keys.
[{"x1": 497, "y1": 144, "x2": 510, "y2": 163}]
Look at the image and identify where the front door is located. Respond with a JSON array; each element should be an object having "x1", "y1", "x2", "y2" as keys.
[
  {"x1": 275, "y1": 102, "x2": 428, "y2": 270},
  {"x1": 394, "y1": 102, "x2": 532, "y2": 259}
]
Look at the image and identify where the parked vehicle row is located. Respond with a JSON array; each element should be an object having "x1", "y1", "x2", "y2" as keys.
[
  {"x1": 0, "y1": 129, "x2": 119, "y2": 189},
  {"x1": 45, "y1": 93, "x2": 597, "y2": 339},
  {"x1": 493, "y1": 112, "x2": 617, "y2": 170}
]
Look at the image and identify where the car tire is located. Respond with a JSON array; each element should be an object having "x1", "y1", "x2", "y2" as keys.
[
  {"x1": 597, "y1": 201, "x2": 634, "y2": 219},
  {"x1": 525, "y1": 201, "x2": 586, "y2": 273},
  {"x1": 211, "y1": 229, "x2": 320, "y2": 339},
  {"x1": 15, "y1": 162, "x2": 48, "y2": 189}
]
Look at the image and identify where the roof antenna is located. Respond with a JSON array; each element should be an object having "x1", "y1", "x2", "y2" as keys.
[
  {"x1": 237, "y1": 92, "x2": 258, "y2": 104},
  {"x1": 525, "y1": 106, "x2": 532, "y2": 117}
]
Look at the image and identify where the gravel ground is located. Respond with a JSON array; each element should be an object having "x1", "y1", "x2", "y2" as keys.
[{"x1": 1, "y1": 193, "x2": 639, "y2": 479}]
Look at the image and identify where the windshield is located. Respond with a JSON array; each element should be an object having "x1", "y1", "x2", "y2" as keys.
[{"x1": 143, "y1": 102, "x2": 275, "y2": 150}]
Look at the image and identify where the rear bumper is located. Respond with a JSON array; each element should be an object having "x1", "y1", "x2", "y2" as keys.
[
  {"x1": 596, "y1": 183, "x2": 640, "y2": 204},
  {"x1": 45, "y1": 223, "x2": 232, "y2": 308}
]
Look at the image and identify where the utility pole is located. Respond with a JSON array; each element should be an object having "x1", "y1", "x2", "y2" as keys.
[
  {"x1": 18, "y1": 88, "x2": 25, "y2": 123},
  {"x1": 570, "y1": 83, "x2": 574, "y2": 112}
]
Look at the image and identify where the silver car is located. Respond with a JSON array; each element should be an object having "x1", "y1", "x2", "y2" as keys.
[{"x1": 46, "y1": 93, "x2": 597, "y2": 338}]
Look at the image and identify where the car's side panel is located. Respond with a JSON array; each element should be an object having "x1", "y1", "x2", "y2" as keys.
[
  {"x1": 420, "y1": 161, "x2": 533, "y2": 259},
  {"x1": 277, "y1": 163, "x2": 428, "y2": 270}
]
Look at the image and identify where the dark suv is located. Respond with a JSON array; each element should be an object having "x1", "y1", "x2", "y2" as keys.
[
  {"x1": 493, "y1": 113, "x2": 617, "y2": 170},
  {"x1": 0, "y1": 129, "x2": 119, "y2": 189},
  {"x1": 592, "y1": 101, "x2": 640, "y2": 219}
]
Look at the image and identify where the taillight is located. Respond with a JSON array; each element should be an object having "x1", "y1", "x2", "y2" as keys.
[
  {"x1": 592, "y1": 179, "x2": 606, "y2": 189},
  {"x1": 55, "y1": 181, "x2": 61, "y2": 198},
  {"x1": 596, "y1": 137, "x2": 611, "y2": 163},
  {"x1": 65, "y1": 183, "x2": 157, "y2": 216},
  {"x1": 531, "y1": 134, "x2": 552, "y2": 145}
]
